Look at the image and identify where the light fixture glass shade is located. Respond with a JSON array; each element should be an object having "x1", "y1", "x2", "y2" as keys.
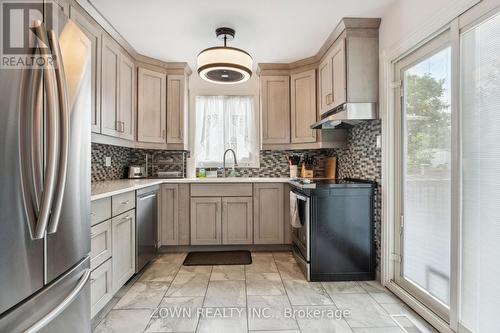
[{"x1": 197, "y1": 46, "x2": 253, "y2": 84}]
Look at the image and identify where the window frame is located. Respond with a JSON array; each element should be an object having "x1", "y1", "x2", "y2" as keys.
[{"x1": 193, "y1": 94, "x2": 260, "y2": 168}]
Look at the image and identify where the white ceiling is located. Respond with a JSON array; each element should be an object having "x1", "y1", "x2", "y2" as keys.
[{"x1": 89, "y1": 0, "x2": 395, "y2": 69}]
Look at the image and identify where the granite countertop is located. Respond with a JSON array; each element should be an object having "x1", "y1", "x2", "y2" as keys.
[{"x1": 91, "y1": 177, "x2": 290, "y2": 201}]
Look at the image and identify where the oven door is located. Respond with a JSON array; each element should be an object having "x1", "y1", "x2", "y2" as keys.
[{"x1": 290, "y1": 191, "x2": 310, "y2": 261}]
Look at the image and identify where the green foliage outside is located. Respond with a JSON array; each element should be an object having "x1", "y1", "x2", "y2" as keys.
[{"x1": 405, "y1": 73, "x2": 451, "y2": 175}]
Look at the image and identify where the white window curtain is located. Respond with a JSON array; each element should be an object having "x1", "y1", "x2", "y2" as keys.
[
  {"x1": 460, "y1": 12, "x2": 500, "y2": 333},
  {"x1": 194, "y1": 95, "x2": 258, "y2": 167}
]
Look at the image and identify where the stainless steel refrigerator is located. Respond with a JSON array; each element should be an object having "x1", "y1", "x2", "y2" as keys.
[{"x1": 0, "y1": 1, "x2": 91, "y2": 332}]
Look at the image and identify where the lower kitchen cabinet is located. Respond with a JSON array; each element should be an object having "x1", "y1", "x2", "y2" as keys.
[
  {"x1": 160, "y1": 184, "x2": 190, "y2": 246},
  {"x1": 90, "y1": 259, "x2": 112, "y2": 318},
  {"x1": 111, "y1": 210, "x2": 136, "y2": 292},
  {"x1": 90, "y1": 220, "x2": 112, "y2": 270},
  {"x1": 160, "y1": 184, "x2": 179, "y2": 245},
  {"x1": 253, "y1": 183, "x2": 284, "y2": 244},
  {"x1": 222, "y1": 197, "x2": 253, "y2": 245},
  {"x1": 190, "y1": 197, "x2": 222, "y2": 245}
]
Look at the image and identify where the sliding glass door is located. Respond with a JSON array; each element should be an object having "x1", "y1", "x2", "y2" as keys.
[
  {"x1": 394, "y1": 32, "x2": 452, "y2": 319},
  {"x1": 460, "y1": 12, "x2": 500, "y2": 333}
]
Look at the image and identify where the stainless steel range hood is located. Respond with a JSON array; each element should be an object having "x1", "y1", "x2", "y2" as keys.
[{"x1": 311, "y1": 102, "x2": 377, "y2": 129}]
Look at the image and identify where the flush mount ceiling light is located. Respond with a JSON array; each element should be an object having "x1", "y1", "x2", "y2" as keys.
[{"x1": 197, "y1": 27, "x2": 253, "y2": 84}]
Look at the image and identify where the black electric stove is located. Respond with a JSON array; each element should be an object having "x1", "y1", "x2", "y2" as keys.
[{"x1": 289, "y1": 177, "x2": 375, "y2": 281}]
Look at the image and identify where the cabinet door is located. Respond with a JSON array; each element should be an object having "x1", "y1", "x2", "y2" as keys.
[
  {"x1": 261, "y1": 76, "x2": 290, "y2": 144},
  {"x1": 331, "y1": 38, "x2": 346, "y2": 108},
  {"x1": 90, "y1": 258, "x2": 112, "y2": 318},
  {"x1": 118, "y1": 53, "x2": 135, "y2": 140},
  {"x1": 190, "y1": 197, "x2": 222, "y2": 245},
  {"x1": 137, "y1": 68, "x2": 167, "y2": 143},
  {"x1": 100, "y1": 36, "x2": 120, "y2": 137},
  {"x1": 222, "y1": 197, "x2": 253, "y2": 245},
  {"x1": 112, "y1": 211, "x2": 135, "y2": 292},
  {"x1": 290, "y1": 69, "x2": 317, "y2": 143},
  {"x1": 70, "y1": 6, "x2": 101, "y2": 134},
  {"x1": 253, "y1": 184, "x2": 284, "y2": 244},
  {"x1": 167, "y1": 75, "x2": 186, "y2": 144},
  {"x1": 90, "y1": 220, "x2": 112, "y2": 270},
  {"x1": 160, "y1": 184, "x2": 179, "y2": 246},
  {"x1": 318, "y1": 56, "x2": 332, "y2": 116}
]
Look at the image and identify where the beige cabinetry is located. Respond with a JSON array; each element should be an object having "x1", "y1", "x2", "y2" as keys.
[
  {"x1": 222, "y1": 197, "x2": 253, "y2": 245},
  {"x1": 253, "y1": 183, "x2": 284, "y2": 244},
  {"x1": 167, "y1": 75, "x2": 187, "y2": 145},
  {"x1": 160, "y1": 184, "x2": 179, "y2": 245},
  {"x1": 70, "y1": 6, "x2": 101, "y2": 133},
  {"x1": 190, "y1": 197, "x2": 222, "y2": 245},
  {"x1": 160, "y1": 184, "x2": 190, "y2": 246},
  {"x1": 260, "y1": 75, "x2": 290, "y2": 144},
  {"x1": 90, "y1": 258, "x2": 112, "y2": 318},
  {"x1": 319, "y1": 37, "x2": 346, "y2": 115},
  {"x1": 137, "y1": 67, "x2": 167, "y2": 143},
  {"x1": 290, "y1": 69, "x2": 317, "y2": 143},
  {"x1": 90, "y1": 220, "x2": 112, "y2": 270},
  {"x1": 100, "y1": 36, "x2": 120, "y2": 137},
  {"x1": 118, "y1": 54, "x2": 135, "y2": 140},
  {"x1": 90, "y1": 190, "x2": 137, "y2": 317},
  {"x1": 100, "y1": 35, "x2": 136, "y2": 140},
  {"x1": 111, "y1": 211, "x2": 135, "y2": 292}
]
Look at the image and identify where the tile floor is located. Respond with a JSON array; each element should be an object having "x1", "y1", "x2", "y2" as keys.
[{"x1": 93, "y1": 252, "x2": 437, "y2": 333}]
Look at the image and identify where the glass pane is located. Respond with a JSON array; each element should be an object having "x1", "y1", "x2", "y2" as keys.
[
  {"x1": 461, "y1": 13, "x2": 500, "y2": 333},
  {"x1": 402, "y1": 47, "x2": 451, "y2": 305}
]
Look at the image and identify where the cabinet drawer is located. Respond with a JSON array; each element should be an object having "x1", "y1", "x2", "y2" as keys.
[
  {"x1": 112, "y1": 191, "x2": 135, "y2": 216},
  {"x1": 190, "y1": 184, "x2": 252, "y2": 197},
  {"x1": 90, "y1": 259, "x2": 113, "y2": 318},
  {"x1": 90, "y1": 220, "x2": 112, "y2": 270},
  {"x1": 91, "y1": 197, "x2": 111, "y2": 226}
]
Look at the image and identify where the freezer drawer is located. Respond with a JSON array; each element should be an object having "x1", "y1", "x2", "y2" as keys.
[{"x1": 0, "y1": 257, "x2": 90, "y2": 333}]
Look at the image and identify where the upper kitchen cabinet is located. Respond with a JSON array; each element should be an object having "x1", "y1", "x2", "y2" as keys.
[
  {"x1": 137, "y1": 67, "x2": 167, "y2": 144},
  {"x1": 319, "y1": 38, "x2": 346, "y2": 115},
  {"x1": 290, "y1": 69, "x2": 317, "y2": 143},
  {"x1": 260, "y1": 75, "x2": 290, "y2": 145},
  {"x1": 69, "y1": 5, "x2": 101, "y2": 134},
  {"x1": 318, "y1": 18, "x2": 379, "y2": 116},
  {"x1": 100, "y1": 35, "x2": 120, "y2": 137},
  {"x1": 118, "y1": 54, "x2": 135, "y2": 141},
  {"x1": 100, "y1": 35, "x2": 136, "y2": 140},
  {"x1": 167, "y1": 74, "x2": 188, "y2": 148}
]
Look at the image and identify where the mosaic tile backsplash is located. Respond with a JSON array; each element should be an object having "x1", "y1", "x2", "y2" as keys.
[
  {"x1": 91, "y1": 119, "x2": 382, "y2": 269},
  {"x1": 91, "y1": 144, "x2": 187, "y2": 182}
]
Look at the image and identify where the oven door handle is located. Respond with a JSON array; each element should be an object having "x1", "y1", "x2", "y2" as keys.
[{"x1": 293, "y1": 192, "x2": 309, "y2": 202}]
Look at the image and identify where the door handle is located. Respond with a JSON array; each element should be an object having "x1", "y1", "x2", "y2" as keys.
[
  {"x1": 138, "y1": 193, "x2": 157, "y2": 201},
  {"x1": 46, "y1": 28, "x2": 70, "y2": 234},
  {"x1": 19, "y1": 43, "x2": 44, "y2": 239},
  {"x1": 31, "y1": 21, "x2": 59, "y2": 239},
  {"x1": 23, "y1": 269, "x2": 90, "y2": 333}
]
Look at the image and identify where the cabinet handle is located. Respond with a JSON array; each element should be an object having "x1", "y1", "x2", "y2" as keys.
[
  {"x1": 120, "y1": 215, "x2": 131, "y2": 221},
  {"x1": 120, "y1": 200, "x2": 129, "y2": 205}
]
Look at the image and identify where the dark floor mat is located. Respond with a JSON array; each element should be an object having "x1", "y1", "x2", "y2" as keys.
[{"x1": 183, "y1": 250, "x2": 252, "y2": 266}]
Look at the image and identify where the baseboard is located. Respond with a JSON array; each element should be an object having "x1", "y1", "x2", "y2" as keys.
[{"x1": 158, "y1": 244, "x2": 292, "y2": 253}]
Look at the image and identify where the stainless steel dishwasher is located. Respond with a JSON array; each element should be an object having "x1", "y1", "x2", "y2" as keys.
[{"x1": 136, "y1": 186, "x2": 159, "y2": 273}]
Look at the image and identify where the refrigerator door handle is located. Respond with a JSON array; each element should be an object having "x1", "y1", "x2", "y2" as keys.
[
  {"x1": 30, "y1": 21, "x2": 59, "y2": 239},
  {"x1": 46, "y1": 29, "x2": 70, "y2": 234},
  {"x1": 22, "y1": 268, "x2": 90, "y2": 333},
  {"x1": 19, "y1": 47, "x2": 43, "y2": 238}
]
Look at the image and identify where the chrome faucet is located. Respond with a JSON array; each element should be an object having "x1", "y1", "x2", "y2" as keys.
[{"x1": 222, "y1": 149, "x2": 238, "y2": 177}]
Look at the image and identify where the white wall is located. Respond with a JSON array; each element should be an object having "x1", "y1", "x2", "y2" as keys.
[{"x1": 186, "y1": 74, "x2": 260, "y2": 176}]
